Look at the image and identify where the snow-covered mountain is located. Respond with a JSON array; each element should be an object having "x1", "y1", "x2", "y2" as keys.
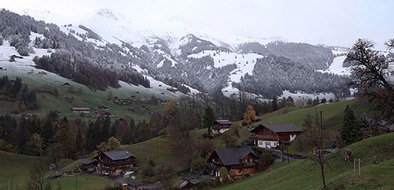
[
  {"x1": 0, "y1": 8, "x2": 352, "y2": 100},
  {"x1": 22, "y1": 8, "x2": 278, "y2": 51}
]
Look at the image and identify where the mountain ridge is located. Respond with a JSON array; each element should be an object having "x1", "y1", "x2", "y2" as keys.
[{"x1": 0, "y1": 8, "x2": 351, "y2": 100}]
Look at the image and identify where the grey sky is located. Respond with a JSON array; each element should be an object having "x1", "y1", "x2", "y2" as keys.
[{"x1": 1, "y1": 0, "x2": 393, "y2": 49}]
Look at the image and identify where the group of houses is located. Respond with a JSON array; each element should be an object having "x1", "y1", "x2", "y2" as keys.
[
  {"x1": 208, "y1": 119, "x2": 303, "y2": 179},
  {"x1": 75, "y1": 118, "x2": 302, "y2": 189}
]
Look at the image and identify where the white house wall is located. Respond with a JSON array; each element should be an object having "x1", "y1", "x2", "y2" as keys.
[
  {"x1": 256, "y1": 140, "x2": 279, "y2": 148},
  {"x1": 290, "y1": 134, "x2": 297, "y2": 142}
]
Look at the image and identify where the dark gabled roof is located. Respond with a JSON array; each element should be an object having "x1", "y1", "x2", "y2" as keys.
[
  {"x1": 209, "y1": 147, "x2": 258, "y2": 166},
  {"x1": 251, "y1": 123, "x2": 303, "y2": 133},
  {"x1": 127, "y1": 180, "x2": 143, "y2": 187},
  {"x1": 79, "y1": 159, "x2": 96, "y2": 165},
  {"x1": 103, "y1": 150, "x2": 135, "y2": 161},
  {"x1": 215, "y1": 120, "x2": 232, "y2": 125}
]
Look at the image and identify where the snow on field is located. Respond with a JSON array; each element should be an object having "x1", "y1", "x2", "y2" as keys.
[
  {"x1": 316, "y1": 56, "x2": 351, "y2": 76},
  {"x1": 280, "y1": 90, "x2": 335, "y2": 101},
  {"x1": 131, "y1": 64, "x2": 199, "y2": 97},
  {"x1": 0, "y1": 38, "x2": 196, "y2": 99},
  {"x1": 156, "y1": 55, "x2": 178, "y2": 68},
  {"x1": 188, "y1": 50, "x2": 263, "y2": 81},
  {"x1": 189, "y1": 50, "x2": 263, "y2": 95},
  {"x1": 332, "y1": 49, "x2": 348, "y2": 56},
  {"x1": 0, "y1": 41, "x2": 74, "y2": 86}
]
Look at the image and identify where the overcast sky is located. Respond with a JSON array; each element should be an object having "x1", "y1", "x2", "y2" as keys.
[{"x1": 1, "y1": 0, "x2": 393, "y2": 49}]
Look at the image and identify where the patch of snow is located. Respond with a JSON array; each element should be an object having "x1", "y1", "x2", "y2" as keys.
[
  {"x1": 280, "y1": 90, "x2": 335, "y2": 101},
  {"x1": 316, "y1": 56, "x2": 351, "y2": 76},
  {"x1": 332, "y1": 49, "x2": 348, "y2": 56},
  {"x1": 131, "y1": 64, "x2": 199, "y2": 96},
  {"x1": 189, "y1": 50, "x2": 263, "y2": 93}
]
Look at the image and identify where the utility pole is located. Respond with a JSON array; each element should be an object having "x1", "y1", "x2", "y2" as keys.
[{"x1": 318, "y1": 110, "x2": 326, "y2": 189}]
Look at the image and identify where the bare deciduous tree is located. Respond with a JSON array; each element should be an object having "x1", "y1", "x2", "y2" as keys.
[
  {"x1": 347, "y1": 38, "x2": 394, "y2": 123},
  {"x1": 26, "y1": 162, "x2": 52, "y2": 190}
]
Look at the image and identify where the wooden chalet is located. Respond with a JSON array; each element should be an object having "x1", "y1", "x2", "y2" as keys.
[
  {"x1": 97, "y1": 150, "x2": 135, "y2": 176},
  {"x1": 251, "y1": 123, "x2": 303, "y2": 148},
  {"x1": 174, "y1": 177, "x2": 201, "y2": 189},
  {"x1": 212, "y1": 120, "x2": 232, "y2": 134},
  {"x1": 71, "y1": 107, "x2": 90, "y2": 114},
  {"x1": 208, "y1": 147, "x2": 258, "y2": 178}
]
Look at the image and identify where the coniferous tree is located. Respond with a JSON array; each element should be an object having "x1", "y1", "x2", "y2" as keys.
[
  {"x1": 202, "y1": 106, "x2": 215, "y2": 136},
  {"x1": 272, "y1": 96, "x2": 278, "y2": 111},
  {"x1": 340, "y1": 105, "x2": 362, "y2": 145},
  {"x1": 75, "y1": 127, "x2": 83, "y2": 156},
  {"x1": 101, "y1": 116, "x2": 111, "y2": 142}
]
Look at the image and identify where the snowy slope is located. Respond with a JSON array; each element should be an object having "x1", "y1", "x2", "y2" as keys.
[
  {"x1": 316, "y1": 55, "x2": 351, "y2": 76},
  {"x1": 0, "y1": 34, "x2": 195, "y2": 99},
  {"x1": 131, "y1": 64, "x2": 199, "y2": 96},
  {"x1": 188, "y1": 50, "x2": 263, "y2": 96},
  {"x1": 20, "y1": 9, "x2": 277, "y2": 51}
]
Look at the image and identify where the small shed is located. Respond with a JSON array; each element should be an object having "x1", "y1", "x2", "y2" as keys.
[{"x1": 212, "y1": 120, "x2": 232, "y2": 134}]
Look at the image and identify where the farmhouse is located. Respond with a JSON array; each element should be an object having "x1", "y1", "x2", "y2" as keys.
[
  {"x1": 212, "y1": 120, "x2": 232, "y2": 134},
  {"x1": 251, "y1": 123, "x2": 303, "y2": 148},
  {"x1": 208, "y1": 147, "x2": 258, "y2": 178},
  {"x1": 174, "y1": 177, "x2": 201, "y2": 189},
  {"x1": 96, "y1": 150, "x2": 135, "y2": 176},
  {"x1": 78, "y1": 159, "x2": 97, "y2": 172},
  {"x1": 71, "y1": 107, "x2": 90, "y2": 114}
]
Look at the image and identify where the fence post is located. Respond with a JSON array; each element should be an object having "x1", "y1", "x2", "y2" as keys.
[
  {"x1": 358, "y1": 158, "x2": 361, "y2": 176},
  {"x1": 353, "y1": 158, "x2": 356, "y2": 172}
]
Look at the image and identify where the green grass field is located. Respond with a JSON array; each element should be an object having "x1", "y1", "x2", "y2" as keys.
[
  {"x1": 0, "y1": 69, "x2": 166, "y2": 123},
  {"x1": 47, "y1": 174, "x2": 115, "y2": 190},
  {"x1": 259, "y1": 99, "x2": 366, "y2": 130},
  {"x1": 0, "y1": 151, "x2": 115, "y2": 190},
  {"x1": 213, "y1": 133, "x2": 394, "y2": 190}
]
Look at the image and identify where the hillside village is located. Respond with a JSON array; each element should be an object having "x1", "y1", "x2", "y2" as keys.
[{"x1": 0, "y1": 5, "x2": 393, "y2": 190}]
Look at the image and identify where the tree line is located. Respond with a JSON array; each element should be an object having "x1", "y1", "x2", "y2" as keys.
[
  {"x1": 0, "y1": 76, "x2": 38, "y2": 111},
  {"x1": 0, "y1": 112, "x2": 165, "y2": 162}
]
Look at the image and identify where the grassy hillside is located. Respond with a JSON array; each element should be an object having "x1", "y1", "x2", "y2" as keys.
[
  {"x1": 252, "y1": 99, "x2": 371, "y2": 154},
  {"x1": 0, "y1": 66, "x2": 167, "y2": 122},
  {"x1": 0, "y1": 151, "x2": 115, "y2": 189},
  {"x1": 0, "y1": 151, "x2": 46, "y2": 187},
  {"x1": 213, "y1": 132, "x2": 394, "y2": 190},
  {"x1": 259, "y1": 99, "x2": 368, "y2": 131},
  {"x1": 120, "y1": 99, "x2": 368, "y2": 169}
]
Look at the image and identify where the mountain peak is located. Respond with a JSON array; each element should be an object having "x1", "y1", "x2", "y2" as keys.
[{"x1": 95, "y1": 8, "x2": 119, "y2": 20}]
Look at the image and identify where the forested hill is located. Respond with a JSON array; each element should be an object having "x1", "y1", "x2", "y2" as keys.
[
  {"x1": 234, "y1": 55, "x2": 349, "y2": 98},
  {"x1": 0, "y1": 9, "x2": 150, "y2": 91}
]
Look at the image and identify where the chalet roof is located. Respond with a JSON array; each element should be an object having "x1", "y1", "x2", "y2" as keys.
[
  {"x1": 102, "y1": 150, "x2": 135, "y2": 161},
  {"x1": 71, "y1": 107, "x2": 90, "y2": 111},
  {"x1": 251, "y1": 123, "x2": 303, "y2": 133},
  {"x1": 215, "y1": 120, "x2": 232, "y2": 125},
  {"x1": 127, "y1": 180, "x2": 143, "y2": 187},
  {"x1": 79, "y1": 159, "x2": 96, "y2": 165},
  {"x1": 210, "y1": 147, "x2": 258, "y2": 166}
]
